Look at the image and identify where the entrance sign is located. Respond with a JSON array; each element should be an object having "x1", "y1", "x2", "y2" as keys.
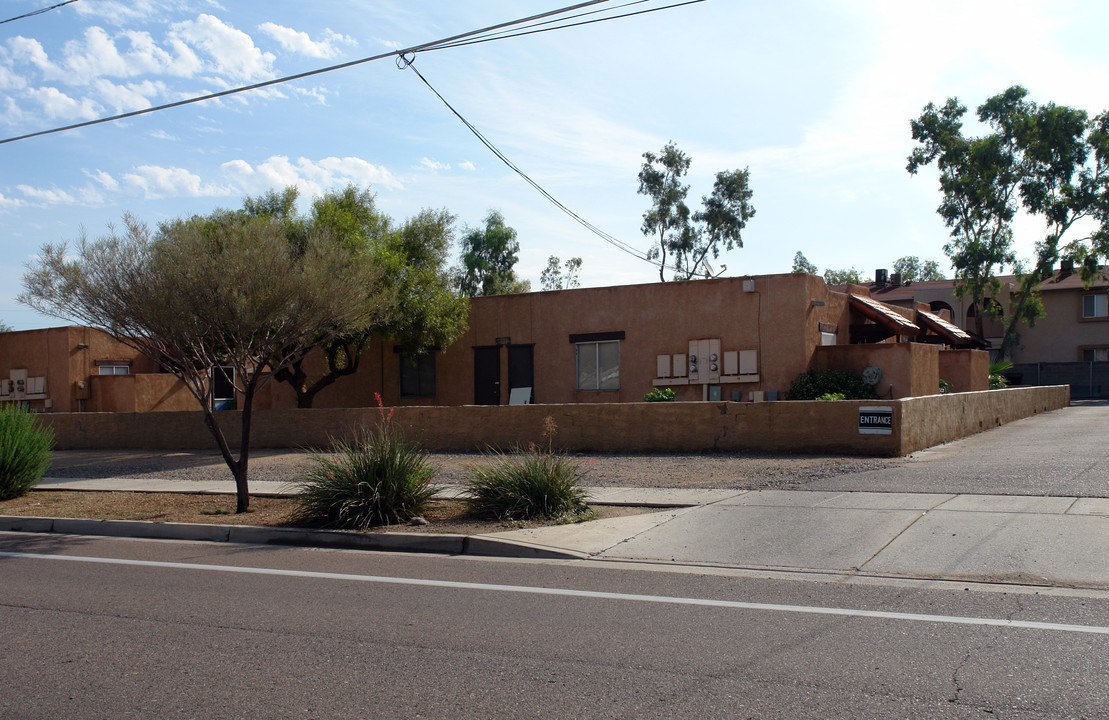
[{"x1": 858, "y1": 406, "x2": 893, "y2": 435}]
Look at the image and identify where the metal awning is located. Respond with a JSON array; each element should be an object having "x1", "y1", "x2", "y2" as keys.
[
  {"x1": 848, "y1": 294, "x2": 919, "y2": 336},
  {"x1": 916, "y1": 309, "x2": 972, "y2": 343}
]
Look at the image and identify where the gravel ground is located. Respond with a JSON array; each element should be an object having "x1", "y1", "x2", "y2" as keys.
[{"x1": 44, "y1": 448, "x2": 903, "y2": 490}]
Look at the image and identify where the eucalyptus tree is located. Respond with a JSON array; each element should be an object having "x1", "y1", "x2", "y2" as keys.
[
  {"x1": 638, "y1": 141, "x2": 755, "y2": 281},
  {"x1": 908, "y1": 86, "x2": 1109, "y2": 354}
]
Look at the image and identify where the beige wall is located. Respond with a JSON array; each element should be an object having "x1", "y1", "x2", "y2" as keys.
[
  {"x1": 40, "y1": 385, "x2": 1068, "y2": 457},
  {"x1": 938, "y1": 349, "x2": 989, "y2": 393},
  {"x1": 811, "y1": 343, "x2": 939, "y2": 399},
  {"x1": 89, "y1": 374, "x2": 201, "y2": 412},
  {"x1": 1012, "y1": 288, "x2": 1109, "y2": 363},
  {"x1": 900, "y1": 385, "x2": 1068, "y2": 453},
  {"x1": 0, "y1": 326, "x2": 159, "y2": 412}
]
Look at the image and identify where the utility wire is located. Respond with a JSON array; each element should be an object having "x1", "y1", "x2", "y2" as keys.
[
  {"x1": 434, "y1": 0, "x2": 706, "y2": 51},
  {"x1": 0, "y1": 0, "x2": 615, "y2": 145},
  {"x1": 0, "y1": 0, "x2": 703, "y2": 146},
  {"x1": 1, "y1": 0, "x2": 77, "y2": 25},
  {"x1": 400, "y1": 58, "x2": 703, "y2": 278}
]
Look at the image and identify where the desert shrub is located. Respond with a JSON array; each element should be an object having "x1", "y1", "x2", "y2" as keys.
[
  {"x1": 463, "y1": 445, "x2": 591, "y2": 522},
  {"x1": 815, "y1": 392, "x2": 846, "y2": 401},
  {"x1": 644, "y1": 387, "x2": 676, "y2": 402},
  {"x1": 0, "y1": 404, "x2": 54, "y2": 500},
  {"x1": 290, "y1": 425, "x2": 437, "y2": 529},
  {"x1": 786, "y1": 368, "x2": 875, "y2": 401}
]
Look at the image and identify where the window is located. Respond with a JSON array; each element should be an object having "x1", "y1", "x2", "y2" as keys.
[
  {"x1": 97, "y1": 365, "x2": 129, "y2": 375},
  {"x1": 1082, "y1": 347, "x2": 1109, "y2": 362},
  {"x1": 576, "y1": 340, "x2": 620, "y2": 391},
  {"x1": 1082, "y1": 293, "x2": 1108, "y2": 319},
  {"x1": 400, "y1": 352, "x2": 436, "y2": 397}
]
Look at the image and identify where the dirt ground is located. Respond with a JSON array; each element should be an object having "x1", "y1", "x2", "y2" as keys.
[
  {"x1": 43, "y1": 448, "x2": 903, "y2": 490},
  {"x1": 3, "y1": 448, "x2": 902, "y2": 535},
  {"x1": 0, "y1": 491, "x2": 648, "y2": 535}
]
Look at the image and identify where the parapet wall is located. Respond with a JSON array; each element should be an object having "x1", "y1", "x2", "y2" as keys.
[{"x1": 40, "y1": 385, "x2": 1069, "y2": 457}]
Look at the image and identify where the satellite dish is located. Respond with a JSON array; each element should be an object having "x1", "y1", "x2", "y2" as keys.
[{"x1": 862, "y1": 366, "x2": 882, "y2": 386}]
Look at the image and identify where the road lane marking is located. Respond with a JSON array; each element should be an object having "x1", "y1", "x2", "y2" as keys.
[{"x1": 4, "y1": 550, "x2": 1108, "y2": 636}]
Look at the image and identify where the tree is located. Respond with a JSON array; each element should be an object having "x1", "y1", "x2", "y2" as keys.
[
  {"x1": 638, "y1": 141, "x2": 755, "y2": 281},
  {"x1": 791, "y1": 251, "x2": 818, "y2": 274},
  {"x1": 243, "y1": 186, "x2": 467, "y2": 408},
  {"x1": 0, "y1": 320, "x2": 11, "y2": 333},
  {"x1": 892, "y1": 256, "x2": 945, "y2": 282},
  {"x1": 20, "y1": 211, "x2": 386, "y2": 513},
  {"x1": 823, "y1": 268, "x2": 864, "y2": 285},
  {"x1": 540, "y1": 256, "x2": 582, "y2": 290},
  {"x1": 455, "y1": 210, "x2": 530, "y2": 296},
  {"x1": 908, "y1": 86, "x2": 1109, "y2": 353}
]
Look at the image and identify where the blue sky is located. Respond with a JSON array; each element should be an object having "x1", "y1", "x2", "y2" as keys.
[{"x1": 3, "y1": 0, "x2": 1109, "y2": 329}]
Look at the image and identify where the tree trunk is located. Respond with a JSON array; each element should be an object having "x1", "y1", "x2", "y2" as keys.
[
  {"x1": 201, "y1": 406, "x2": 248, "y2": 513},
  {"x1": 234, "y1": 378, "x2": 257, "y2": 514}
]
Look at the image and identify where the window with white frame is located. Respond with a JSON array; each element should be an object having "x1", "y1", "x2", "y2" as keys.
[
  {"x1": 1082, "y1": 293, "x2": 1108, "y2": 319},
  {"x1": 576, "y1": 340, "x2": 620, "y2": 391},
  {"x1": 97, "y1": 365, "x2": 129, "y2": 375}
]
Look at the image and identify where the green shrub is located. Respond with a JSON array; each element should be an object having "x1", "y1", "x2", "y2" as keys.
[
  {"x1": 815, "y1": 392, "x2": 846, "y2": 401},
  {"x1": 989, "y1": 359, "x2": 1013, "y2": 389},
  {"x1": 786, "y1": 368, "x2": 876, "y2": 401},
  {"x1": 644, "y1": 387, "x2": 676, "y2": 402},
  {"x1": 463, "y1": 445, "x2": 591, "y2": 522},
  {"x1": 939, "y1": 379, "x2": 952, "y2": 394},
  {"x1": 0, "y1": 404, "x2": 54, "y2": 500},
  {"x1": 290, "y1": 425, "x2": 437, "y2": 529}
]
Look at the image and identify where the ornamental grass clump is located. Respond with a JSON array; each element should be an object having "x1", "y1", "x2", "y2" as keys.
[
  {"x1": 290, "y1": 401, "x2": 437, "y2": 529},
  {"x1": 463, "y1": 417, "x2": 591, "y2": 522},
  {"x1": 0, "y1": 404, "x2": 55, "y2": 501}
]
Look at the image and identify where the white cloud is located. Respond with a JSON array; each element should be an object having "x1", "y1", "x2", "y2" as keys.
[
  {"x1": 0, "y1": 192, "x2": 25, "y2": 210},
  {"x1": 221, "y1": 155, "x2": 403, "y2": 198},
  {"x1": 257, "y1": 23, "x2": 354, "y2": 59},
  {"x1": 290, "y1": 86, "x2": 329, "y2": 105},
  {"x1": 122, "y1": 165, "x2": 231, "y2": 199},
  {"x1": 16, "y1": 185, "x2": 76, "y2": 204},
  {"x1": 373, "y1": 37, "x2": 402, "y2": 50},
  {"x1": 148, "y1": 129, "x2": 178, "y2": 141},
  {"x1": 0, "y1": 61, "x2": 27, "y2": 91},
  {"x1": 420, "y1": 157, "x2": 450, "y2": 171},
  {"x1": 459, "y1": 161, "x2": 476, "y2": 171},
  {"x1": 169, "y1": 14, "x2": 275, "y2": 82},
  {"x1": 85, "y1": 170, "x2": 121, "y2": 192},
  {"x1": 91, "y1": 78, "x2": 165, "y2": 112},
  {"x1": 75, "y1": 0, "x2": 162, "y2": 25},
  {"x1": 25, "y1": 86, "x2": 101, "y2": 119}
]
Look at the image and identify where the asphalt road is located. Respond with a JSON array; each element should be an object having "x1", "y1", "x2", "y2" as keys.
[
  {"x1": 3, "y1": 533, "x2": 1107, "y2": 719},
  {"x1": 803, "y1": 401, "x2": 1109, "y2": 497}
]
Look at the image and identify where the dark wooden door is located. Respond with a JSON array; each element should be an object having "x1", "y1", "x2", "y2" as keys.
[{"x1": 473, "y1": 346, "x2": 500, "y2": 405}]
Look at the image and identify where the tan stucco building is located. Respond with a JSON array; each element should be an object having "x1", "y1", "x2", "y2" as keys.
[{"x1": 1, "y1": 273, "x2": 988, "y2": 413}]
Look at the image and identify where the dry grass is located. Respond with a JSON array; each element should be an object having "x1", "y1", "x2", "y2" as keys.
[{"x1": 0, "y1": 491, "x2": 650, "y2": 535}]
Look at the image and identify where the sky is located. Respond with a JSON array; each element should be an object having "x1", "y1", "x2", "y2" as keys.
[{"x1": 2, "y1": 0, "x2": 1109, "y2": 330}]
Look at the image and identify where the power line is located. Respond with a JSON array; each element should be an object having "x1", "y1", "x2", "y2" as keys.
[
  {"x1": 0, "y1": 0, "x2": 616, "y2": 145},
  {"x1": 0, "y1": 0, "x2": 78, "y2": 25},
  {"x1": 400, "y1": 58, "x2": 702, "y2": 278}
]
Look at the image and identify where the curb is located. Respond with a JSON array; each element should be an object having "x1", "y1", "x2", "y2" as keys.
[{"x1": 0, "y1": 515, "x2": 587, "y2": 560}]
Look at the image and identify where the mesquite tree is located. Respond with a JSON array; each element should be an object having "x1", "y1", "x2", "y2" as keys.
[{"x1": 20, "y1": 211, "x2": 387, "y2": 512}]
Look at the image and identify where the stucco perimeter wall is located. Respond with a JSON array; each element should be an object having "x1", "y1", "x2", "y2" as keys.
[
  {"x1": 898, "y1": 385, "x2": 1069, "y2": 455},
  {"x1": 42, "y1": 386, "x2": 1068, "y2": 456}
]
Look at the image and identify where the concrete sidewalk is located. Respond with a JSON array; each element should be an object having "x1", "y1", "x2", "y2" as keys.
[{"x1": 6, "y1": 477, "x2": 1109, "y2": 589}]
